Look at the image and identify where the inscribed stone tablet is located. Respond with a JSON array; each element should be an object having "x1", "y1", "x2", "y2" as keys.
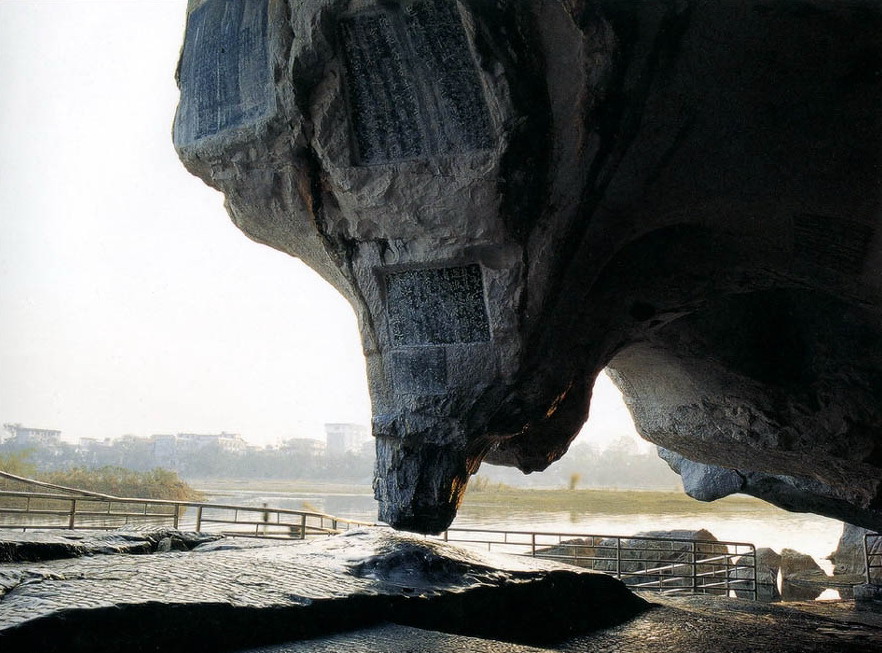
[
  {"x1": 339, "y1": 0, "x2": 493, "y2": 165},
  {"x1": 390, "y1": 348, "x2": 447, "y2": 395},
  {"x1": 175, "y1": 0, "x2": 271, "y2": 144},
  {"x1": 386, "y1": 265, "x2": 490, "y2": 346}
]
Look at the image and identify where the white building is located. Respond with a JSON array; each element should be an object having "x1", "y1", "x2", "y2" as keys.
[
  {"x1": 279, "y1": 438, "x2": 326, "y2": 456},
  {"x1": 148, "y1": 432, "x2": 247, "y2": 465},
  {"x1": 175, "y1": 432, "x2": 247, "y2": 453},
  {"x1": 324, "y1": 423, "x2": 369, "y2": 456},
  {"x1": 2, "y1": 423, "x2": 62, "y2": 445}
]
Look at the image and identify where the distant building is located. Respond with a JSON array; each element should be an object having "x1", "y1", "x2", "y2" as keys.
[
  {"x1": 147, "y1": 431, "x2": 246, "y2": 467},
  {"x1": 325, "y1": 423, "x2": 369, "y2": 456},
  {"x1": 2, "y1": 423, "x2": 62, "y2": 445},
  {"x1": 150, "y1": 434, "x2": 179, "y2": 467},
  {"x1": 175, "y1": 432, "x2": 247, "y2": 453},
  {"x1": 77, "y1": 437, "x2": 113, "y2": 449},
  {"x1": 279, "y1": 438, "x2": 326, "y2": 456}
]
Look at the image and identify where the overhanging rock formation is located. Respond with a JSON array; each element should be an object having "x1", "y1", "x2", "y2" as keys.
[{"x1": 174, "y1": 0, "x2": 882, "y2": 534}]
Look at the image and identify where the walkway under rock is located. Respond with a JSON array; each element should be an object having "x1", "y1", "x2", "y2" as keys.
[
  {"x1": 0, "y1": 528, "x2": 645, "y2": 653},
  {"x1": 246, "y1": 596, "x2": 882, "y2": 653},
  {"x1": 2, "y1": 528, "x2": 881, "y2": 652}
]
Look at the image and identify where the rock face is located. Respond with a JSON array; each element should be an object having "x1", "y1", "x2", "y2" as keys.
[
  {"x1": 732, "y1": 547, "x2": 781, "y2": 602},
  {"x1": 0, "y1": 528, "x2": 647, "y2": 653},
  {"x1": 174, "y1": 0, "x2": 882, "y2": 534},
  {"x1": 780, "y1": 547, "x2": 828, "y2": 601},
  {"x1": 829, "y1": 523, "x2": 876, "y2": 577},
  {"x1": 0, "y1": 527, "x2": 220, "y2": 563}
]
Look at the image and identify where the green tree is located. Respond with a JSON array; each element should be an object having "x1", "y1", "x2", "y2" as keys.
[{"x1": 0, "y1": 449, "x2": 37, "y2": 477}]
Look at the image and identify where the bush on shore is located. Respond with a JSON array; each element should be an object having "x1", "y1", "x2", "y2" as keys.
[
  {"x1": 0, "y1": 451, "x2": 203, "y2": 502},
  {"x1": 44, "y1": 466, "x2": 204, "y2": 501}
]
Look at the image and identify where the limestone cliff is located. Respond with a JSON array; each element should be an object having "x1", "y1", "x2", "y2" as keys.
[{"x1": 174, "y1": 0, "x2": 882, "y2": 534}]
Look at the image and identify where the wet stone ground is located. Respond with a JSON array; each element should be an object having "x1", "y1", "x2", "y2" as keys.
[
  {"x1": 0, "y1": 526, "x2": 220, "y2": 563},
  {"x1": 0, "y1": 528, "x2": 644, "y2": 653},
  {"x1": 247, "y1": 596, "x2": 882, "y2": 653},
  {"x1": 0, "y1": 528, "x2": 880, "y2": 653}
]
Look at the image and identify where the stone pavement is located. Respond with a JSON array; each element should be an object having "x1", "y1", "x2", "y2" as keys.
[
  {"x1": 0, "y1": 528, "x2": 645, "y2": 653},
  {"x1": 0, "y1": 526, "x2": 220, "y2": 562},
  {"x1": 246, "y1": 596, "x2": 882, "y2": 653},
  {"x1": 3, "y1": 527, "x2": 881, "y2": 653}
]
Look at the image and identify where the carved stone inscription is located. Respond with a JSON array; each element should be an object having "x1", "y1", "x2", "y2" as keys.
[
  {"x1": 175, "y1": 0, "x2": 271, "y2": 144},
  {"x1": 390, "y1": 348, "x2": 447, "y2": 395},
  {"x1": 386, "y1": 265, "x2": 490, "y2": 346},
  {"x1": 794, "y1": 214, "x2": 872, "y2": 275},
  {"x1": 339, "y1": 0, "x2": 493, "y2": 165}
]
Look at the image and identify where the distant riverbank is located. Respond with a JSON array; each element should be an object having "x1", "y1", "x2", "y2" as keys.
[
  {"x1": 192, "y1": 478, "x2": 767, "y2": 516},
  {"x1": 190, "y1": 479, "x2": 843, "y2": 564}
]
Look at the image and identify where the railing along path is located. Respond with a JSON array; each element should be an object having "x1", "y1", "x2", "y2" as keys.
[
  {"x1": 435, "y1": 526, "x2": 758, "y2": 598},
  {"x1": 866, "y1": 533, "x2": 882, "y2": 584},
  {"x1": 0, "y1": 470, "x2": 370, "y2": 538},
  {"x1": 0, "y1": 471, "x2": 765, "y2": 598}
]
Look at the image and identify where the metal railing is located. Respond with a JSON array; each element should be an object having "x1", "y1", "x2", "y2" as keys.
[
  {"x1": 866, "y1": 532, "x2": 881, "y2": 584},
  {"x1": 434, "y1": 527, "x2": 758, "y2": 599},
  {"x1": 0, "y1": 471, "x2": 372, "y2": 538},
  {"x1": 1, "y1": 471, "x2": 759, "y2": 598}
]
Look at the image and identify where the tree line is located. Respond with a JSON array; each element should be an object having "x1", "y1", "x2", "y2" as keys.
[{"x1": 0, "y1": 434, "x2": 680, "y2": 489}]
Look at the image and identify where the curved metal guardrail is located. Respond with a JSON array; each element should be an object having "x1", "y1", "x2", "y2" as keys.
[
  {"x1": 435, "y1": 526, "x2": 758, "y2": 599},
  {"x1": 866, "y1": 533, "x2": 882, "y2": 584},
  {"x1": 1, "y1": 470, "x2": 760, "y2": 597},
  {"x1": 0, "y1": 470, "x2": 372, "y2": 537}
]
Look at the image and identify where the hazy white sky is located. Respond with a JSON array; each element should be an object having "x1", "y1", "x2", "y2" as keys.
[{"x1": 0, "y1": 0, "x2": 643, "y2": 453}]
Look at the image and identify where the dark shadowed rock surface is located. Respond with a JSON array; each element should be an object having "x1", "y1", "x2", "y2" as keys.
[
  {"x1": 858, "y1": 584, "x2": 882, "y2": 603},
  {"x1": 0, "y1": 526, "x2": 220, "y2": 563},
  {"x1": 174, "y1": 0, "x2": 882, "y2": 534},
  {"x1": 0, "y1": 528, "x2": 646, "y2": 653},
  {"x1": 243, "y1": 595, "x2": 882, "y2": 653}
]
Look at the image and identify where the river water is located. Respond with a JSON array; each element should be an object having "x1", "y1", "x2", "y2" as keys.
[
  {"x1": 3, "y1": 483, "x2": 851, "y2": 600},
  {"x1": 198, "y1": 486, "x2": 845, "y2": 566}
]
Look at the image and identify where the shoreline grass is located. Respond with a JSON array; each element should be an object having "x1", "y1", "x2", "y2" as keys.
[
  {"x1": 460, "y1": 486, "x2": 771, "y2": 516},
  {"x1": 190, "y1": 478, "x2": 776, "y2": 518}
]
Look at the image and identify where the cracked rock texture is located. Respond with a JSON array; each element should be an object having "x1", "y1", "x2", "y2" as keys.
[
  {"x1": 0, "y1": 529, "x2": 646, "y2": 653},
  {"x1": 0, "y1": 527, "x2": 220, "y2": 563},
  {"x1": 174, "y1": 0, "x2": 882, "y2": 533},
  {"x1": 243, "y1": 597, "x2": 882, "y2": 653}
]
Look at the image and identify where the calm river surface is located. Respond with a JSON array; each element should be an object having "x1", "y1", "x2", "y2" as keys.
[{"x1": 196, "y1": 483, "x2": 844, "y2": 566}]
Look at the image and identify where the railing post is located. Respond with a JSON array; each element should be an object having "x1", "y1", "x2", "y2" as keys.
[
  {"x1": 300, "y1": 513, "x2": 306, "y2": 539},
  {"x1": 173, "y1": 505, "x2": 179, "y2": 530},
  {"x1": 443, "y1": 530, "x2": 448, "y2": 542},
  {"x1": 616, "y1": 538, "x2": 622, "y2": 579},
  {"x1": 866, "y1": 534, "x2": 872, "y2": 585},
  {"x1": 196, "y1": 505, "x2": 203, "y2": 532},
  {"x1": 691, "y1": 541, "x2": 697, "y2": 594},
  {"x1": 531, "y1": 533, "x2": 536, "y2": 557},
  {"x1": 724, "y1": 547, "x2": 731, "y2": 597},
  {"x1": 752, "y1": 545, "x2": 758, "y2": 600},
  {"x1": 68, "y1": 499, "x2": 77, "y2": 529}
]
